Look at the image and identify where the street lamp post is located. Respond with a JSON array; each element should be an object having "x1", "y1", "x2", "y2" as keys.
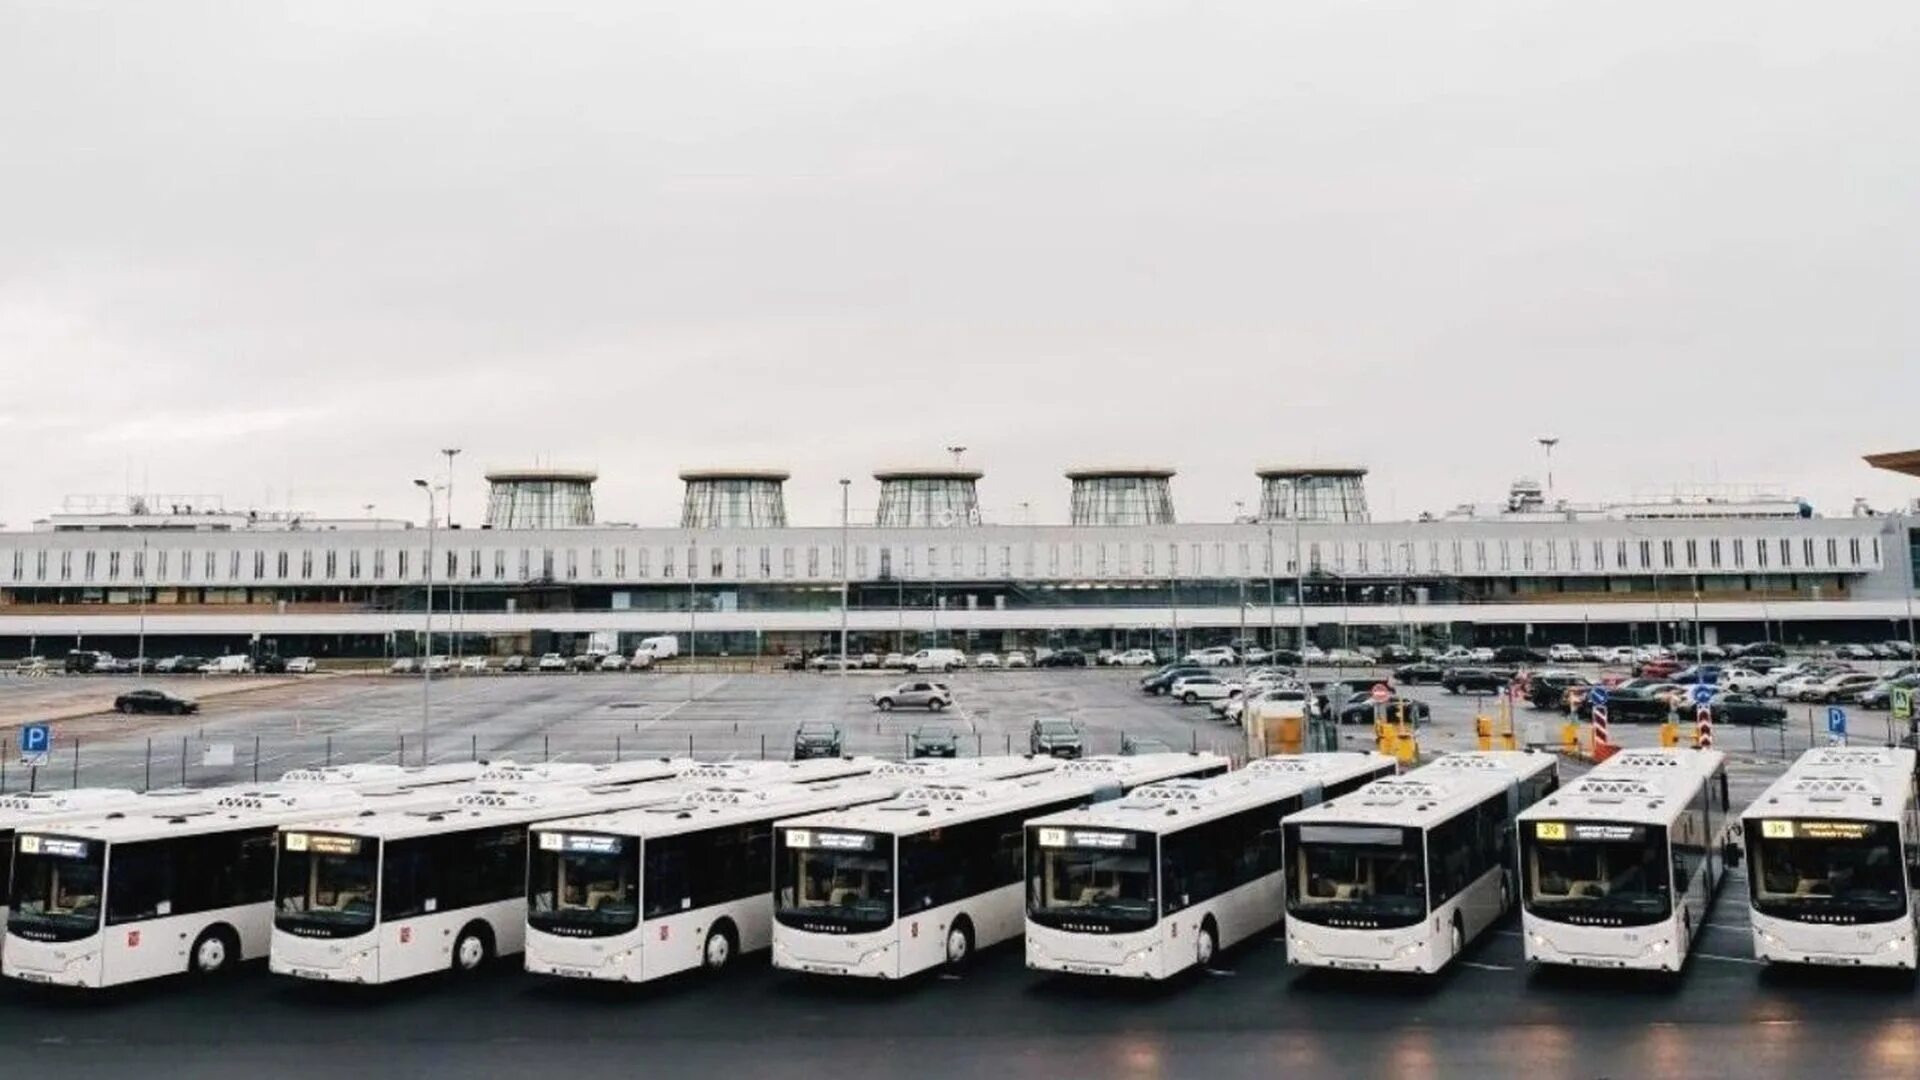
[
  {"x1": 136, "y1": 535, "x2": 149, "y2": 673},
  {"x1": 412, "y1": 478, "x2": 435, "y2": 765},
  {"x1": 840, "y1": 479, "x2": 851, "y2": 681},
  {"x1": 1266, "y1": 524, "x2": 1276, "y2": 652},
  {"x1": 1538, "y1": 437, "x2": 1560, "y2": 500},
  {"x1": 1293, "y1": 478, "x2": 1310, "y2": 656},
  {"x1": 442, "y1": 449, "x2": 461, "y2": 669}
]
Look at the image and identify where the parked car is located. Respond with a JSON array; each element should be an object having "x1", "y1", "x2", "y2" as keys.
[
  {"x1": 1602, "y1": 647, "x2": 1637, "y2": 665},
  {"x1": 1440, "y1": 667, "x2": 1514, "y2": 694},
  {"x1": 1491, "y1": 646, "x2": 1547, "y2": 665},
  {"x1": 974, "y1": 652, "x2": 1001, "y2": 669},
  {"x1": 1182, "y1": 646, "x2": 1238, "y2": 667},
  {"x1": 1140, "y1": 664, "x2": 1208, "y2": 695},
  {"x1": 1029, "y1": 717, "x2": 1084, "y2": 758},
  {"x1": 1169, "y1": 675, "x2": 1239, "y2": 705},
  {"x1": 860, "y1": 653, "x2": 882, "y2": 669},
  {"x1": 1739, "y1": 642, "x2": 1788, "y2": 659},
  {"x1": 1120, "y1": 734, "x2": 1178, "y2": 756},
  {"x1": 1323, "y1": 648, "x2": 1371, "y2": 667},
  {"x1": 569, "y1": 653, "x2": 604, "y2": 672},
  {"x1": 1335, "y1": 692, "x2": 1430, "y2": 725},
  {"x1": 1835, "y1": 644, "x2": 1879, "y2": 661},
  {"x1": 1526, "y1": 671, "x2": 1593, "y2": 710},
  {"x1": 1797, "y1": 671, "x2": 1880, "y2": 704},
  {"x1": 284, "y1": 656, "x2": 318, "y2": 674},
  {"x1": 389, "y1": 657, "x2": 418, "y2": 674},
  {"x1": 1582, "y1": 684, "x2": 1681, "y2": 723},
  {"x1": 155, "y1": 655, "x2": 205, "y2": 674},
  {"x1": 1467, "y1": 647, "x2": 1496, "y2": 663},
  {"x1": 597, "y1": 654, "x2": 628, "y2": 672},
  {"x1": 1708, "y1": 692, "x2": 1788, "y2": 726},
  {"x1": 200, "y1": 655, "x2": 254, "y2": 675},
  {"x1": 883, "y1": 652, "x2": 910, "y2": 670},
  {"x1": 536, "y1": 653, "x2": 568, "y2": 672},
  {"x1": 908, "y1": 648, "x2": 968, "y2": 673},
  {"x1": 1667, "y1": 665, "x2": 1724, "y2": 687},
  {"x1": 807, "y1": 654, "x2": 858, "y2": 672},
  {"x1": 113, "y1": 688, "x2": 199, "y2": 715},
  {"x1": 1037, "y1": 649, "x2": 1089, "y2": 669},
  {"x1": 1112, "y1": 649, "x2": 1158, "y2": 667},
  {"x1": 792, "y1": 721, "x2": 844, "y2": 760},
  {"x1": 502, "y1": 655, "x2": 529, "y2": 672},
  {"x1": 1004, "y1": 651, "x2": 1031, "y2": 669},
  {"x1": 1880, "y1": 641, "x2": 1917, "y2": 660},
  {"x1": 1635, "y1": 657, "x2": 1685, "y2": 680},
  {"x1": 1580, "y1": 645, "x2": 1612, "y2": 663},
  {"x1": 909, "y1": 724, "x2": 961, "y2": 758},
  {"x1": 1671, "y1": 644, "x2": 1727, "y2": 662},
  {"x1": 253, "y1": 655, "x2": 288, "y2": 675},
  {"x1": 423, "y1": 655, "x2": 454, "y2": 674},
  {"x1": 1546, "y1": 644, "x2": 1584, "y2": 664},
  {"x1": 1858, "y1": 675, "x2": 1920, "y2": 710},
  {"x1": 873, "y1": 681, "x2": 953, "y2": 712},
  {"x1": 1392, "y1": 662, "x2": 1445, "y2": 685}
]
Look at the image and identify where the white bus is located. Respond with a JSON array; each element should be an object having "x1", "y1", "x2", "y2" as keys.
[
  {"x1": 1282, "y1": 750, "x2": 1560, "y2": 974},
  {"x1": 771, "y1": 752, "x2": 1230, "y2": 979},
  {"x1": 1517, "y1": 748, "x2": 1731, "y2": 972},
  {"x1": 0, "y1": 789, "x2": 161, "y2": 961},
  {"x1": 271, "y1": 762, "x2": 488, "y2": 789},
  {"x1": 1738, "y1": 746, "x2": 1920, "y2": 969},
  {"x1": 4, "y1": 785, "x2": 455, "y2": 987},
  {"x1": 524, "y1": 756, "x2": 1060, "y2": 984},
  {"x1": 1025, "y1": 752, "x2": 1398, "y2": 980}
]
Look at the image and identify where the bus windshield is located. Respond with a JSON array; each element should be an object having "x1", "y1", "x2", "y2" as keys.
[
  {"x1": 1748, "y1": 818, "x2": 1909, "y2": 922},
  {"x1": 1025, "y1": 827, "x2": 1157, "y2": 934},
  {"x1": 1521, "y1": 821, "x2": 1671, "y2": 926},
  {"x1": 527, "y1": 832, "x2": 639, "y2": 938},
  {"x1": 774, "y1": 828, "x2": 893, "y2": 933},
  {"x1": 8, "y1": 835, "x2": 104, "y2": 943},
  {"x1": 1284, "y1": 823, "x2": 1427, "y2": 929},
  {"x1": 275, "y1": 832, "x2": 379, "y2": 939}
]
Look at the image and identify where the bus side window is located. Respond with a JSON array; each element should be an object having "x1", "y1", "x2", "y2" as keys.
[{"x1": 1718, "y1": 773, "x2": 1730, "y2": 814}]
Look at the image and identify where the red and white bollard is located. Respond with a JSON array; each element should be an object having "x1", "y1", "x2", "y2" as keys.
[
  {"x1": 1592, "y1": 703, "x2": 1610, "y2": 748},
  {"x1": 1695, "y1": 703, "x2": 1714, "y2": 749}
]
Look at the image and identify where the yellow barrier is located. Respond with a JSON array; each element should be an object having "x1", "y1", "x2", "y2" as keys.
[{"x1": 1659, "y1": 722, "x2": 1679, "y2": 748}]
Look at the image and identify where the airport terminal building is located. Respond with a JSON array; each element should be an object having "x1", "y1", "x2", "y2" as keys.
[{"x1": 0, "y1": 464, "x2": 1914, "y2": 660}]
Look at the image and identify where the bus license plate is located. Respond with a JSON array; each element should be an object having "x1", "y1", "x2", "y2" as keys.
[
  {"x1": 802, "y1": 963, "x2": 849, "y2": 975},
  {"x1": 1062, "y1": 964, "x2": 1108, "y2": 976},
  {"x1": 290, "y1": 968, "x2": 327, "y2": 980},
  {"x1": 13, "y1": 971, "x2": 51, "y2": 984},
  {"x1": 549, "y1": 967, "x2": 592, "y2": 979}
]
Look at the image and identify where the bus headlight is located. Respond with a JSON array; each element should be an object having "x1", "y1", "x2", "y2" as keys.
[
  {"x1": 1884, "y1": 937, "x2": 1908, "y2": 953},
  {"x1": 1649, "y1": 940, "x2": 1668, "y2": 954}
]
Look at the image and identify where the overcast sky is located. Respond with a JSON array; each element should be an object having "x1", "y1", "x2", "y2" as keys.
[{"x1": 2, "y1": 1, "x2": 1915, "y2": 529}]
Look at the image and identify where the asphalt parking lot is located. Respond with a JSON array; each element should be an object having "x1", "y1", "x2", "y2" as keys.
[
  {"x1": 2, "y1": 668, "x2": 1917, "y2": 1077},
  {"x1": 0, "y1": 665, "x2": 1882, "y2": 797}
]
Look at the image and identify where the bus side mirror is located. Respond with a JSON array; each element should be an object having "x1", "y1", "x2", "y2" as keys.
[{"x1": 1722, "y1": 843, "x2": 1742, "y2": 870}]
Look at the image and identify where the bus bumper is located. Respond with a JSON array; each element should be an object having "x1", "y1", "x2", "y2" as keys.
[
  {"x1": 2, "y1": 937, "x2": 103, "y2": 987},
  {"x1": 1752, "y1": 921, "x2": 1916, "y2": 969},
  {"x1": 524, "y1": 936, "x2": 642, "y2": 982},
  {"x1": 270, "y1": 932, "x2": 381, "y2": 983},
  {"x1": 771, "y1": 931, "x2": 899, "y2": 979},
  {"x1": 1025, "y1": 927, "x2": 1166, "y2": 979}
]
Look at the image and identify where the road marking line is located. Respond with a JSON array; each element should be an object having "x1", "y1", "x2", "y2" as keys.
[
  {"x1": 1459, "y1": 961, "x2": 1513, "y2": 972},
  {"x1": 1704, "y1": 923, "x2": 1750, "y2": 932},
  {"x1": 1694, "y1": 952, "x2": 1763, "y2": 965}
]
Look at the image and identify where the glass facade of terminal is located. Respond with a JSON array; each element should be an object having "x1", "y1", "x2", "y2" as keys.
[
  {"x1": 680, "y1": 479, "x2": 788, "y2": 529},
  {"x1": 1069, "y1": 477, "x2": 1176, "y2": 527}
]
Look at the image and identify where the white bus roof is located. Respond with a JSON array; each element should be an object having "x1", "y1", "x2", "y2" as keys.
[
  {"x1": 1027, "y1": 760, "x2": 1374, "y2": 836},
  {"x1": 275, "y1": 762, "x2": 486, "y2": 788},
  {"x1": 1243, "y1": 751, "x2": 1398, "y2": 782},
  {"x1": 670, "y1": 757, "x2": 888, "y2": 785},
  {"x1": 0, "y1": 788, "x2": 150, "y2": 829},
  {"x1": 470, "y1": 759, "x2": 693, "y2": 786},
  {"x1": 534, "y1": 781, "x2": 900, "y2": 842},
  {"x1": 775, "y1": 753, "x2": 1225, "y2": 839},
  {"x1": 282, "y1": 782, "x2": 696, "y2": 843},
  {"x1": 1519, "y1": 749, "x2": 1727, "y2": 829},
  {"x1": 16, "y1": 786, "x2": 455, "y2": 847},
  {"x1": 1741, "y1": 747, "x2": 1918, "y2": 823},
  {"x1": 1287, "y1": 751, "x2": 1558, "y2": 832},
  {"x1": 867, "y1": 756, "x2": 1060, "y2": 783}
]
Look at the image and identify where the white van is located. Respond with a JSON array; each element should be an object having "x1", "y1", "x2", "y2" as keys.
[
  {"x1": 637, "y1": 635, "x2": 680, "y2": 661},
  {"x1": 201, "y1": 654, "x2": 254, "y2": 675},
  {"x1": 908, "y1": 648, "x2": 967, "y2": 673}
]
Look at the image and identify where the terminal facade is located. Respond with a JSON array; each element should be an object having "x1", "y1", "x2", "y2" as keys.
[{"x1": 0, "y1": 464, "x2": 1914, "y2": 660}]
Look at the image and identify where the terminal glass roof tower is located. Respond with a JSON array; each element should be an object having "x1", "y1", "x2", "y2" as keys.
[
  {"x1": 1257, "y1": 466, "x2": 1370, "y2": 523},
  {"x1": 873, "y1": 467, "x2": 983, "y2": 527},
  {"x1": 483, "y1": 468, "x2": 597, "y2": 529},
  {"x1": 1068, "y1": 467, "x2": 1176, "y2": 526},
  {"x1": 679, "y1": 469, "x2": 789, "y2": 528}
]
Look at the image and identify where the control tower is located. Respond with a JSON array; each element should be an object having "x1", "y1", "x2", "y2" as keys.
[
  {"x1": 482, "y1": 468, "x2": 597, "y2": 529},
  {"x1": 1067, "y1": 466, "x2": 1176, "y2": 526},
  {"x1": 873, "y1": 467, "x2": 983, "y2": 527},
  {"x1": 679, "y1": 468, "x2": 790, "y2": 528},
  {"x1": 1256, "y1": 466, "x2": 1370, "y2": 523}
]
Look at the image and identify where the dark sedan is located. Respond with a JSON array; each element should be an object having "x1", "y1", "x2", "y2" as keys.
[
  {"x1": 1140, "y1": 665, "x2": 1210, "y2": 695},
  {"x1": 1336, "y1": 693, "x2": 1430, "y2": 725},
  {"x1": 1037, "y1": 649, "x2": 1089, "y2": 669},
  {"x1": 792, "y1": 721, "x2": 844, "y2": 760},
  {"x1": 1491, "y1": 646, "x2": 1546, "y2": 665},
  {"x1": 1440, "y1": 667, "x2": 1516, "y2": 694},
  {"x1": 909, "y1": 725, "x2": 961, "y2": 758},
  {"x1": 1393, "y1": 662, "x2": 1446, "y2": 685},
  {"x1": 1581, "y1": 685, "x2": 1682, "y2": 723},
  {"x1": 113, "y1": 688, "x2": 199, "y2": 716},
  {"x1": 1526, "y1": 672, "x2": 1592, "y2": 711},
  {"x1": 1709, "y1": 692, "x2": 1787, "y2": 726}
]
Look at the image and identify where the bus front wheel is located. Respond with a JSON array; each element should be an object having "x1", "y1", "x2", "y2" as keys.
[
  {"x1": 1196, "y1": 919, "x2": 1219, "y2": 971},
  {"x1": 945, "y1": 918, "x2": 974, "y2": 969},
  {"x1": 452, "y1": 924, "x2": 493, "y2": 973},
  {"x1": 189, "y1": 927, "x2": 237, "y2": 975},
  {"x1": 703, "y1": 921, "x2": 738, "y2": 973}
]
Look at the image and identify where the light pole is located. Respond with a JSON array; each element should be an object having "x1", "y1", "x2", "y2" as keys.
[
  {"x1": 1294, "y1": 476, "x2": 1311, "y2": 656},
  {"x1": 442, "y1": 449, "x2": 461, "y2": 667},
  {"x1": 839, "y1": 479, "x2": 851, "y2": 680},
  {"x1": 1266, "y1": 524, "x2": 1276, "y2": 651},
  {"x1": 413, "y1": 478, "x2": 435, "y2": 765},
  {"x1": 1538, "y1": 437, "x2": 1560, "y2": 500},
  {"x1": 136, "y1": 535, "x2": 148, "y2": 672}
]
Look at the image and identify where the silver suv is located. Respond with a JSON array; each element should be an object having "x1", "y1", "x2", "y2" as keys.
[{"x1": 873, "y1": 681, "x2": 953, "y2": 712}]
